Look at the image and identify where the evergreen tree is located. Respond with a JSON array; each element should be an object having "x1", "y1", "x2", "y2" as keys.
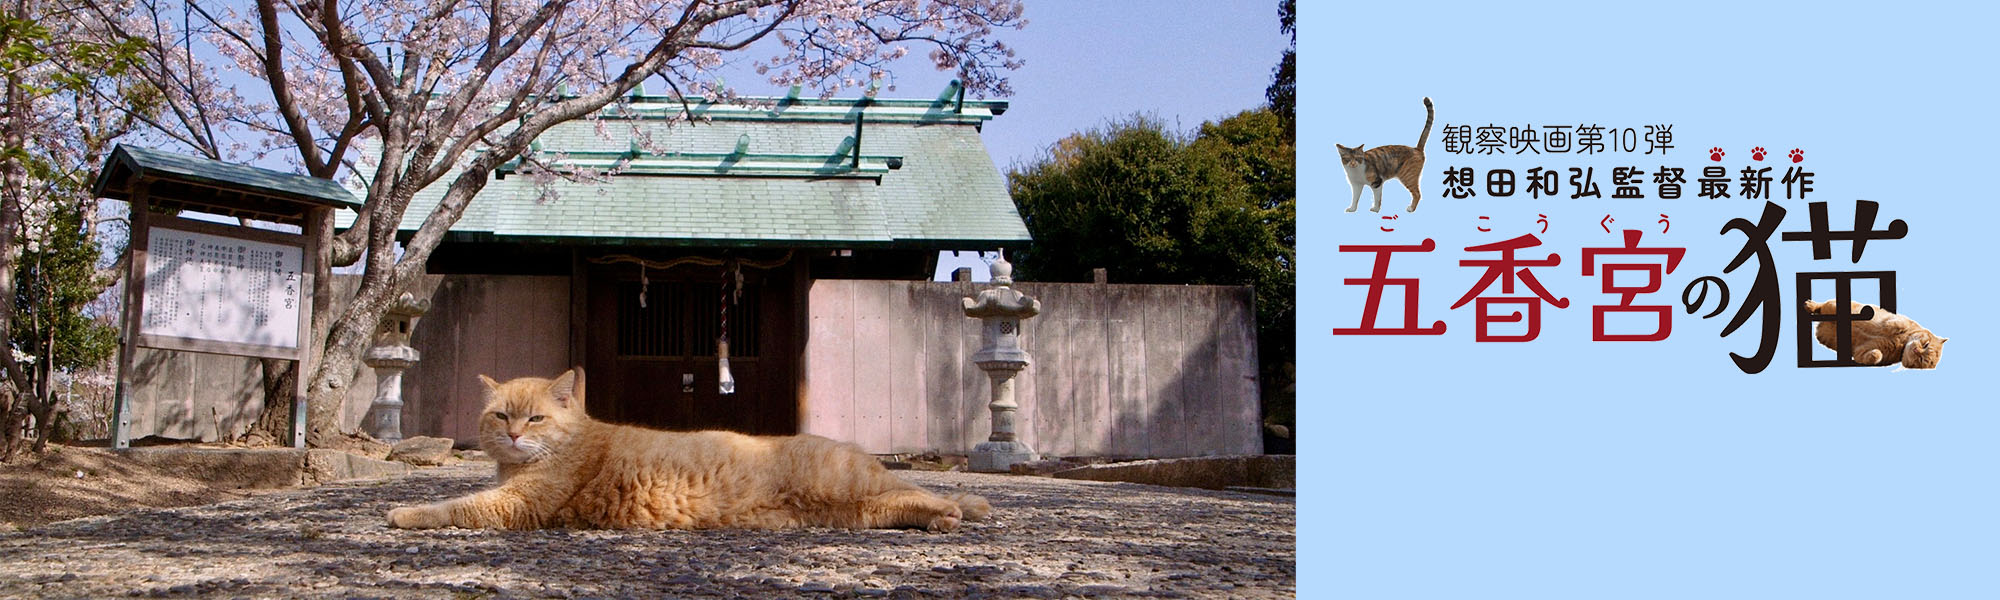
[
  {"x1": 11, "y1": 200, "x2": 118, "y2": 452},
  {"x1": 1009, "y1": 110, "x2": 1295, "y2": 443}
]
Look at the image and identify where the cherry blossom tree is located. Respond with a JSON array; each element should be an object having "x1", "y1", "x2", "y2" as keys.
[
  {"x1": 0, "y1": 0, "x2": 155, "y2": 458},
  {"x1": 78, "y1": 0, "x2": 1024, "y2": 448}
]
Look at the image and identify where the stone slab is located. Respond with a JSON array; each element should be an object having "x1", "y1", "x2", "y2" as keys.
[
  {"x1": 1051, "y1": 455, "x2": 1295, "y2": 490},
  {"x1": 113, "y1": 448, "x2": 414, "y2": 489},
  {"x1": 386, "y1": 436, "x2": 456, "y2": 466}
]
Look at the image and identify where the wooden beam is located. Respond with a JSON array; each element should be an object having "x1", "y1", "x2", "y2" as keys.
[
  {"x1": 134, "y1": 334, "x2": 304, "y2": 361},
  {"x1": 147, "y1": 177, "x2": 318, "y2": 226},
  {"x1": 148, "y1": 213, "x2": 310, "y2": 247}
]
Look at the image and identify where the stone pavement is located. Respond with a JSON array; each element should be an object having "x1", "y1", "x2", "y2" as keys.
[{"x1": 0, "y1": 463, "x2": 1295, "y2": 598}]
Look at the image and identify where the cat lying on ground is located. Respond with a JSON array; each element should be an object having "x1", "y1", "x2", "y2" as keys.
[
  {"x1": 387, "y1": 368, "x2": 989, "y2": 532},
  {"x1": 1803, "y1": 300, "x2": 1947, "y2": 369}
]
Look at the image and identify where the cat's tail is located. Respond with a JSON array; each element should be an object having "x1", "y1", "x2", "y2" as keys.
[
  {"x1": 1415, "y1": 97, "x2": 1435, "y2": 152},
  {"x1": 945, "y1": 493, "x2": 991, "y2": 521}
]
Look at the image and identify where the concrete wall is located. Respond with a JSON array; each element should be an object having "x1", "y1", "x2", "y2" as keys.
[
  {"x1": 127, "y1": 274, "x2": 1260, "y2": 459},
  {"x1": 399, "y1": 275, "x2": 573, "y2": 442},
  {"x1": 803, "y1": 280, "x2": 1262, "y2": 458}
]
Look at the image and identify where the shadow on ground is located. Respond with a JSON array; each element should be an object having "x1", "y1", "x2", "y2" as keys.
[{"x1": 0, "y1": 464, "x2": 1294, "y2": 599}]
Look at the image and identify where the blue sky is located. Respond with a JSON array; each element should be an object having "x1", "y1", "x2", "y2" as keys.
[
  {"x1": 705, "y1": 1, "x2": 1292, "y2": 280},
  {"x1": 946, "y1": 0, "x2": 1288, "y2": 172},
  {"x1": 859, "y1": 0, "x2": 1290, "y2": 278},
  {"x1": 712, "y1": 1, "x2": 1290, "y2": 174}
]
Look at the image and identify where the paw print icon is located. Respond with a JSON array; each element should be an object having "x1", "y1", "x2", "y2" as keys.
[
  {"x1": 1789, "y1": 148, "x2": 1804, "y2": 163},
  {"x1": 1708, "y1": 147, "x2": 1725, "y2": 161},
  {"x1": 1751, "y1": 147, "x2": 1767, "y2": 161}
]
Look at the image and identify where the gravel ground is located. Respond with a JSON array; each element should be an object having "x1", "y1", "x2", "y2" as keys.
[{"x1": 0, "y1": 463, "x2": 1295, "y2": 598}]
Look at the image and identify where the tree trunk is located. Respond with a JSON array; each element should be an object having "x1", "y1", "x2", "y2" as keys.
[
  {"x1": 0, "y1": 388, "x2": 19, "y2": 459},
  {"x1": 29, "y1": 352, "x2": 52, "y2": 453},
  {"x1": 246, "y1": 209, "x2": 388, "y2": 453},
  {"x1": 303, "y1": 299, "x2": 386, "y2": 447},
  {"x1": 0, "y1": 21, "x2": 33, "y2": 460},
  {"x1": 243, "y1": 358, "x2": 294, "y2": 445}
]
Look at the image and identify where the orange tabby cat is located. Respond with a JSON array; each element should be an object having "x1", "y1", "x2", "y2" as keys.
[
  {"x1": 1338, "y1": 97, "x2": 1434, "y2": 213},
  {"x1": 1803, "y1": 300, "x2": 1948, "y2": 369},
  {"x1": 387, "y1": 368, "x2": 989, "y2": 531}
]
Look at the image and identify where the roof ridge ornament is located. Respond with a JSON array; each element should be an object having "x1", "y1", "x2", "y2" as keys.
[{"x1": 937, "y1": 79, "x2": 965, "y2": 113}]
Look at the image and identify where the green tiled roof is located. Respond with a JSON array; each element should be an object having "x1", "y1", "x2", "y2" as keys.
[
  {"x1": 347, "y1": 92, "x2": 1029, "y2": 248},
  {"x1": 95, "y1": 144, "x2": 361, "y2": 210}
]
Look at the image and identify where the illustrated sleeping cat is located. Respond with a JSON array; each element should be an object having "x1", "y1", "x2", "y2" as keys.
[
  {"x1": 1803, "y1": 300, "x2": 1948, "y2": 369},
  {"x1": 1338, "y1": 97, "x2": 1434, "y2": 213},
  {"x1": 386, "y1": 368, "x2": 989, "y2": 531}
]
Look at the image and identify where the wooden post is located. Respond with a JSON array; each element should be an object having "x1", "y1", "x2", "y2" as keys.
[
  {"x1": 110, "y1": 190, "x2": 151, "y2": 449},
  {"x1": 291, "y1": 207, "x2": 329, "y2": 448},
  {"x1": 570, "y1": 248, "x2": 587, "y2": 367},
  {"x1": 791, "y1": 259, "x2": 812, "y2": 436}
]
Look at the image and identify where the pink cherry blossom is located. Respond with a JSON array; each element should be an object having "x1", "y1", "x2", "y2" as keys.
[{"x1": 70, "y1": 0, "x2": 1026, "y2": 445}]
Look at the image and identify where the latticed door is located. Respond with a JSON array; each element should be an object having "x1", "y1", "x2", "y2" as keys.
[{"x1": 584, "y1": 264, "x2": 794, "y2": 434}]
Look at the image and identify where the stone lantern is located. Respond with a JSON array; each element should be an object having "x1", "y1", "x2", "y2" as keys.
[
  {"x1": 962, "y1": 253, "x2": 1041, "y2": 472},
  {"x1": 364, "y1": 292, "x2": 430, "y2": 443}
]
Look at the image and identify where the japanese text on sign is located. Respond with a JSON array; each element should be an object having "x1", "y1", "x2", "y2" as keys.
[{"x1": 140, "y1": 226, "x2": 303, "y2": 352}]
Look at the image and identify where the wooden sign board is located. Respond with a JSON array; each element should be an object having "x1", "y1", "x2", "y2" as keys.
[
  {"x1": 137, "y1": 222, "x2": 306, "y2": 359},
  {"x1": 95, "y1": 145, "x2": 355, "y2": 450}
]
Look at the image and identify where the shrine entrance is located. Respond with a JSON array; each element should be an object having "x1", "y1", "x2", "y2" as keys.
[{"x1": 579, "y1": 253, "x2": 803, "y2": 435}]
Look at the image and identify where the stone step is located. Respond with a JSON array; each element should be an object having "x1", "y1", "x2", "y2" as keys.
[{"x1": 112, "y1": 448, "x2": 413, "y2": 490}]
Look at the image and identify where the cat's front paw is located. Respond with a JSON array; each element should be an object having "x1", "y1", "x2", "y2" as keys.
[
  {"x1": 1858, "y1": 349, "x2": 1885, "y2": 365},
  {"x1": 926, "y1": 514, "x2": 962, "y2": 533},
  {"x1": 387, "y1": 506, "x2": 446, "y2": 529},
  {"x1": 925, "y1": 504, "x2": 965, "y2": 533}
]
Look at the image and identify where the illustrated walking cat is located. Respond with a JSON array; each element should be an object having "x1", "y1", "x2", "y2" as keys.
[
  {"x1": 1803, "y1": 300, "x2": 1948, "y2": 369},
  {"x1": 387, "y1": 368, "x2": 990, "y2": 531},
  {"x1": 1339, "y1": 97, "x2": 1435, "y2": 213}
]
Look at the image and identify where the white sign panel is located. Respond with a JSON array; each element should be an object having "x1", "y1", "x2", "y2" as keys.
[{"x1": 140, "y1": 226, "x2": 303, "y2": 352}]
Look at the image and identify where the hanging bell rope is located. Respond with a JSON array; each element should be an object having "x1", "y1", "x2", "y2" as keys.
[
  {"x1": 728, "y1": 258, "x2": 744, "y2": 350},
  {"x1": 717, "y1": 259, "x2": 742, "y2": 395}
]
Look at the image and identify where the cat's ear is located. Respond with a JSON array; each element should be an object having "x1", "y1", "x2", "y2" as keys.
[
  {"x1": 549, "y1": 368, "x2": 581, "y2": 410},
  {"x1": 1354, "y1": 144, "x2": 1366, "y2": 152},
  {"x1": 477, "y1": 374, "x2": 499, "y2": 390},
  {"x1": 1940, "y1": 337, "x2": 1949, "y2": 343}
]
